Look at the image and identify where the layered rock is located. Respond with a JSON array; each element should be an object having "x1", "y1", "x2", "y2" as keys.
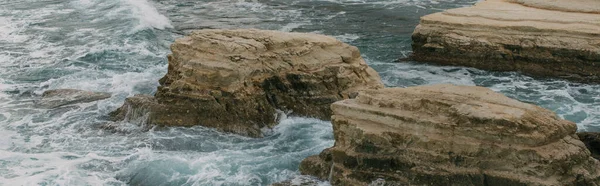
[
  {"x1": 411, "y1": 0, "x2": 600, "y2": 83},
  {"x1": 110, "y1": 29, "x2": 383, "y2": 137},
  {"x1": 300, "y1": 84, "x2": 600, "y2": 185},
  {"x1": 507, "y1": 0, "x2": 600, "y2": 13},
  {"x1": 38, "y1": 89, "x2": 111, "y2": 108}
]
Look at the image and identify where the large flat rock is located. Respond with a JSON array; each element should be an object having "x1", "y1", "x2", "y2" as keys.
[
  {"x1": 110, "y1": 29, "x2": 383, "y2": 137},
  {"x1": 411, "y1": 0, "x2": 600, "y2": 82},
  {"x1": 300, "y1": 84, "x2": 600, "y2": 185},
  {"x1": 508, "y1": 0, "x2": 600, "y2": 13}
]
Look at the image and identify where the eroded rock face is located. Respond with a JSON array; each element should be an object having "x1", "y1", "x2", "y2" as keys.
[
  {"x1": 111, "y1": 29, "x2": 383, "y2": 137},
  {"x1": 578, "y1": 132, "x2": 600, "y2": 160},
  {"x1": 38, "y1": 89, "x2": 111, "y2": 108},
  {"x1": 300, "y1": 84, "x2": 600, "y2": 185},
  {"x1": 411, "y1": 0, "x2": 600, "y2": 83}
]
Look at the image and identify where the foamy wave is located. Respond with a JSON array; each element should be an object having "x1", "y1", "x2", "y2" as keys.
[
  {"x1": 485, "y1": 78, "x2": 600, "y2": 131},
  {"x1": 0, "y1": 129, "x2": 16, "y2": 150},
  {"x1": 0, "y1": 151, "x2": 124, "y2": 185},
  {"x1": 280, "y1": 22, "x2": 309, "y2": 32},
  {"x1": 117, "y1": 117, "x2": 334, "y2": 185},
  {"x1": 334, "y1": 33, "x2": 361, "y2": 43},
  {"x1": 370, "y1": 60, "x2": 476, "y2": 87},
  {"x1": 122, "y1": 0, "x2": 173, "y2": 30},
  {"x1": 0, "y1": 17, "x2": 28, "y2": 43}
]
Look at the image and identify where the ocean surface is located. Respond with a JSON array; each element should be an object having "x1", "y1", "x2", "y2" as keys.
[{"x1": 1, "y1": 0, "x2": 599, "y2": 185}]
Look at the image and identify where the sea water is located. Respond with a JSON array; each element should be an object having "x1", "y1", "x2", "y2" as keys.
[{"x1": 1, "y1": 0, "x2": 599, "y2": 185}]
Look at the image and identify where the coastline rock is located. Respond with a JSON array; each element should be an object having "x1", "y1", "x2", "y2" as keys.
[
  {"x1": 578, "y1": 132, "x2": 600, "y2": 160},
  {"x1": 411, "y1": 0, "x2": 600, "y2": 83},
  {"x1": 110, "y1": 29, "x2": 383, "y2": 137},
  {"x1": 300, "y1": 84, "x2": 600, "y2": 185},
  {"x1": 38, "y1": 89, "x2": 111, "y2": 108},
  {"x1": 507, "y1": 0, "x2": 600, "y2": 13}
]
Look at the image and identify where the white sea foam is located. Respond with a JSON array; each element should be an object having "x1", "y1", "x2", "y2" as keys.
[
  {"x1": 334, "y1": 33, "x2": 361, "y2": 43},
  {"x1": 371, "y1": 60, "x2": 476, "y2": 87},
  {"x1": 280, "y1": 22, "x2": 310, "y2": 32},
  {"x1": 115, "y1": 117, "x2": 334, "y2": 185},
  {"x1": 0, "y1": 17, "x2": 28, "y2": 43},
  {"x1": 0, "y1": 151, "x2": 124, "y2": 185},
  {"x1": 122, "y1": 0, "x2": 173, "y2": 30},
  {"x1": 0, "y1": 130, "x2": 15, "y2": 150}
]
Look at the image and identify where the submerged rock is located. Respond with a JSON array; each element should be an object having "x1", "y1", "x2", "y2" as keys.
[
  {"x1": 269, "y1": 177, "x2": 322, "y2": 186},
  {"x1": 411, "y1": 0, "x2": 600, "y2": 83},
  {"x1": 111, "y1": 29, "x2": 383, "y2": 137},
  {"x1": 38, "y1": 89, "x2": 111, "y2": 108},
  {"x1": 300, "y1": 84, "x2": 600, "y2": 185}
]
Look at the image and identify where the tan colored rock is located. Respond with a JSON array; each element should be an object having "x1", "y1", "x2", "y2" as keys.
[
  {"x1": 507, "y1": 0, "x2": 600, "y2": 13},
  {"x1": 38, "y1": 89, "x2": 111, "y2": 108},
  {"x1": 411, "y1": 0, "x2": 600, "y2": 83},
  {"x1": 300, "y1": 84, "x2": 600, "y2": 185},
  {"x1": 110, "y1": 29, "x2": 383, "y2": 137}
]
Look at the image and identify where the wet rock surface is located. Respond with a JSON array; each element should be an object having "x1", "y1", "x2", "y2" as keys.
[
  {"x1": 300, "y1": 84, "x2": 600, "y2": 185},
  {"x1": 38, "y1": 89, "x2": 111, "y2": 108},
  {"x1": 111, "y1": 29, "x2": 383, "y2": 137}
]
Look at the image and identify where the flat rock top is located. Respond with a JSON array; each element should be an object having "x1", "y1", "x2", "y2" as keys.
[
  {"x1": 421, "y1": 0, "x2": 600, "y2": 35},
  {"x1": 333, "y1": 84, "x2": 577, "y2": 146},
  {"x1": 169, "y1": 29, "x2": 375, "y2": 91},
  {"x1": 508, "y1": 0, "x2": 600, "y2": 13},
  {"x1": 172, "y1": 29, "x2": 355, "y2": 72}
]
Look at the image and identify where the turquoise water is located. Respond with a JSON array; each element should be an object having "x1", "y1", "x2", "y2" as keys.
[{"x1": 1, "y1": 0, "x2": 599, "y2": 185}]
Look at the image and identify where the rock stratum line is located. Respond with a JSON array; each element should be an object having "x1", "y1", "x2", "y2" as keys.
[{"x1": 300, "y1": 84, "x2": 600, "y2": 185}]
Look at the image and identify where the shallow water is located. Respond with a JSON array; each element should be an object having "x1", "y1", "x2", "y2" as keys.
[{"x1": 1, "y1": 0, "x2": 599, "y2": 185}]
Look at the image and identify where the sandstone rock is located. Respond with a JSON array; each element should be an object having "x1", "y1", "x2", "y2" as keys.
[
  {"x1": 507, "y1": 0, "x2": 600, "y2": 13},
  {"x1": 411, "y1": 0, "x2": 600, "y2": 83},
  {"x1": 38, "y1": 89, "x2": 111, "y2": 108},
  {"x1": 111, "y1": 29, "x2": 383, "y2": 137},
  {"x1": 300, "y1": 84, "x2": 600, "y2": 185},
  {"x1": 578, "y1": 132, "x2": 600, "y2": 160}
]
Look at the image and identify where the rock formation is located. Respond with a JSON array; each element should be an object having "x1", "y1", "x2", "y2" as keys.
[
  {"x1": 411, "y1": 0, "x2": 600, "y2": 83},
  {"x1": 110, "y1": 29, "x2": 383, "y2": 137},
  {"x1": 38, "y1": 89, "x2": 111, "y2": 108},
  {"x1": 300, "y1": 84, "x2": 600, "y2": 185},
  {"x1": 578, "y1": 132, "x2": 600, "y2": 160}
]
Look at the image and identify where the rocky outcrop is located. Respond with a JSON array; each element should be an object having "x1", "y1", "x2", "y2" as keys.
[
  {"x1": 110, "y1": 29, "x2": 383, "y2": 137},
  {"x1": 300, "y1": 84, "x2": 600, "y2": 185},
  {"x1": 507, "y1": 0, "x2": 600, "y2": 13},
  {"x1": 38, "y1": 89, "x2": 111, "y2": 108},
  {"x1": 411, "y1": 0, "x2": 600, "y2": 83},
  {"x1": 578, "y1": 132, "x2": 600, "y2": 160}
]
